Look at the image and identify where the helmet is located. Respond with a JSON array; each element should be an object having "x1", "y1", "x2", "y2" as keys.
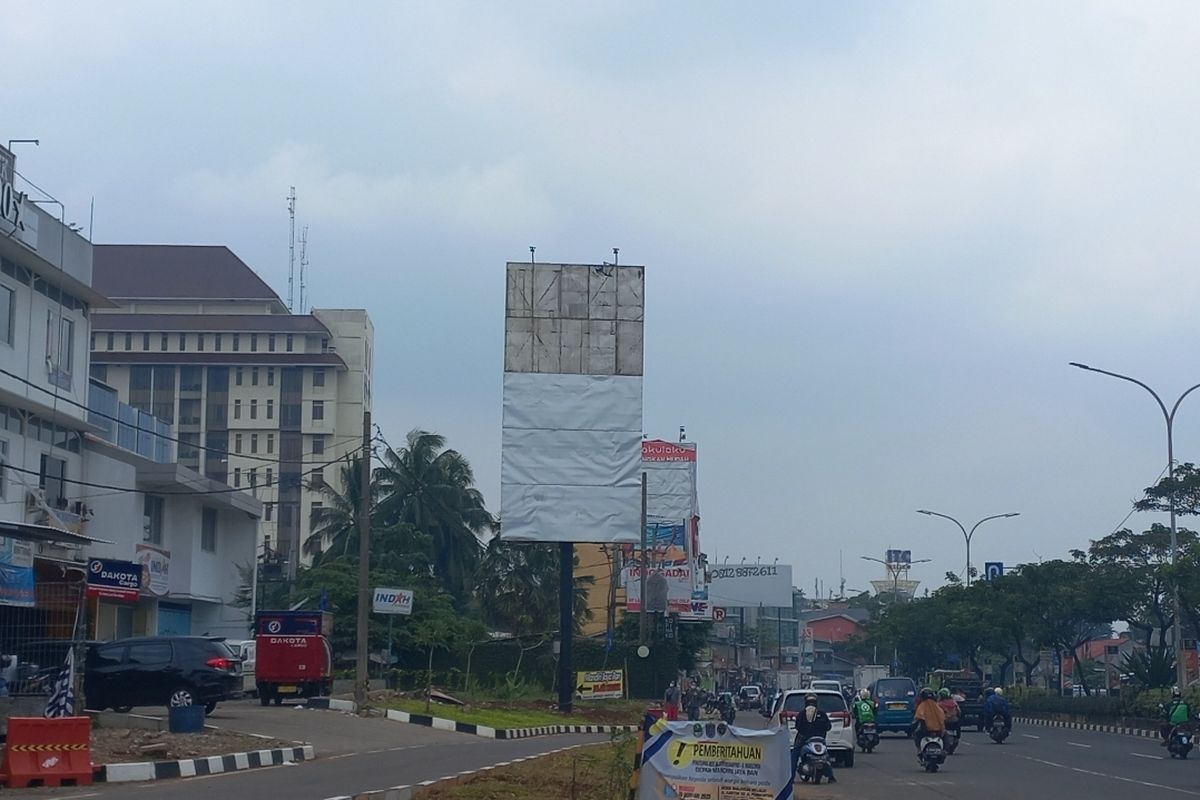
[
  {"x1": 804, "y1": 693, "x2": 818, "y2": 706},
  {"x1": 993, "y1": 688, "x2": 1004, "y2": 697},
  {"x1": 859, "y1": 688, "x2": 871, "y2": 700},
  {"x1": 939, "y1": 688, "x2": 951, "y2": 699},
  {"x1": 1173, "y1": 686, "x2": 1183, "y2": 700},
  {"x1": 919, "y1": 687, "x2": 936, "y2": 701}
]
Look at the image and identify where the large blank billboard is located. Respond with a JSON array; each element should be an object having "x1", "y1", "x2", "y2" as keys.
[
  {"x1": 500, "y1": 263, "x2": 645, "y2": 544},
  {"x1": 707, "y1": 563, "x2": 793, "y2": 608}
]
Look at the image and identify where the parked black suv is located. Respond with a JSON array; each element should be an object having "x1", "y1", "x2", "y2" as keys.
[{"x1": 84, "y1": 636, "x2": 240, "y2": 714}]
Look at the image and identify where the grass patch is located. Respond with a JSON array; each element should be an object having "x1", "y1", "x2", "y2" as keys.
[
  {"x1": 385, "y1": 696, "x2": 645, "y2": 729},
  {"x1": 415, "y1": 737, "x2": 636, "y2": 800}
]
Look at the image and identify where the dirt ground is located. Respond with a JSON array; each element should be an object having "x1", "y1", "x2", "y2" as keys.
[{"x1": 91, "y1": 727, "x2": 293, "y2": 764}]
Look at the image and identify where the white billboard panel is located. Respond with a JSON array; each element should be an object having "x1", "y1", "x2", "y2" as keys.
[
  {"x1": 500, "y1": 263, "x2": 645, "y2": 544},
  {"x1": 642, "y1": 440, "x2": 697, "y2": 521},
  {"x1": 707, "y1": 563, "x2": 793, "y2": 608}
]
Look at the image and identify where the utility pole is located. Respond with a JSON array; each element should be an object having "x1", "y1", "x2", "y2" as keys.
[
  {"x1": 557, "y1": 542, "x2": 574, "y2": 713},
  {"x1": 638, "y1": 473, "x2": 648, "y2": 643},
  {"x1": 354, "y1": 410, "x2": 372, "y2": 710}
]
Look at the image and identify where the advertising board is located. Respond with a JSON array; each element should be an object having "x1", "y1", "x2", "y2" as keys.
[
  {"x1": 372, "y1": 587, "x2": 414, "y2": 615},
  {"x1": 576, "y1": 669, "x2": 624, "y2": 699},
  {"x1": 86, "y1": 558, "x2": 141, "y2": 602},
  {"x1": 638, "y1": 720, "x2": 792, "y2": 800},
  {"x1": 706, "y1": 563, "x2": 793, "y2": 608}
]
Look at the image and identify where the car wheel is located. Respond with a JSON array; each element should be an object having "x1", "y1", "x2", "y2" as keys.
[
  {"x1": 169, "y1": 687, "x2": 196, "y2": 707},
  {"x1": 273, "y1": 695, "x2": 283, "y2": 706},
  {"x1": 259, "y1": 692, "x2": 272, "y2": 707},
  {"x1": 204, "y1": 702, "x2": 217, "y2": 715},
  {"x1": 113, "y1": 705, "x2": 133, "y2": 714}
]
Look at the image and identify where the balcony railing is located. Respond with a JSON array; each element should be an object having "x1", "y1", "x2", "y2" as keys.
[{"x1": 88, "y1": 380, "x2": 175, "y2": 463}]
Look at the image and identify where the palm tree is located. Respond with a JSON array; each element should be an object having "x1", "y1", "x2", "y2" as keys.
[
  {"x1": 475, "y1": 536, "x2": 593, "y2": 636},
  {"x1": 303, "y1": 454, "x2": 374, "y2": 563},
  {"x1": 375, "y1": 430, "x2": 494, "y2": 600}
]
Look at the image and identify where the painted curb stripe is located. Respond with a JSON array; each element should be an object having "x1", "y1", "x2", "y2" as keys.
[{"x1": 99, "y1": 746, "x2": 313, "y2": 783}]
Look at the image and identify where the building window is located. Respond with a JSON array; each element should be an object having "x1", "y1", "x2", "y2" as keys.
[
  {"x1": 0, "y1": 439, "x2": 8, "y2": 498},
  {"x1": 233, "y1": 467, "x2": 241, "y2": 488},
  {"x1": 313, "y1": 368, "x2": 326, "y2": 388},
  {"x1": 252, "y1": 367, "x2": 259, "y2": 386},
  {"x1": 234, "y1": 399, "x2": 242, "y2": 420},
  {"x1": 321, "y1": 337, "x2": 329, "y2": 352},
  {"x1": 124, "y1": 333, "x2": 132, "y2": 351},
  {"x1": 268, "y1": 334, "x2": 276, "y2": 352},
  {"x1": 266, "y1": 399, "x2": 274, "y2": 420},
  {"x1": 250, "y1": 400, "x2": 258, "y2": 420},
  {"x1": 264, "y1": 502, "x2": 273, "y2": 521},
  {"x1": 286, "y1": 334, "x2": 294, "y2": 352},
  {"x1": 180, "y1": 366, "x2": 202, "y2": 392},
  {"x1": 143, "y1": 495, "x2": 164, "y2": 545},
  {"x1": 235, "y1": 433, "x2": 243, "y2": 454},
  {"x1": 106, "y1": 332, "x2": 114, "y2": 350},
  {"x1": 160, "y1": 333, "x2": 168, "y2": 351},
  {"x1": 233, "y1": 333, "x2": 240, "y2": 352},
  {"x1": 267, "y1": 368, "x2": 275, "y2": 386},
  {"x1": 0, "y1": 285, "x2": 13, "y2": 346},
  {"x1": 266, "y1": 434, "x2": 275, "y2": 454},
  {"x1": 201, "y1": 508, "x2": 217, "y2": 553},
  {"x1": 142, "y1": 332, "x2": 150, "y2": 350},
  {"x1": 39, "y1": 454, "x2": 67, "y2": 508},
  {"x1": 235, "y1": 368, "x2": 244, "y2": 386},
  {"x1": 249, "y1": 468, "x2": 257, "y2": 488},
  {"x1": 46, "y1": 314, "x2": 74, "y2": 387},
  {"x1": 178, "y1": 334, "x2": 186, "y2": 351},
  {"x1": 197, "y1": 334, "x2": 205, "y2": 351},
  {"x1": 310, "y1": 501, "x2": 324, "y2": 522},
  {"x1": 250, "y1": 334, "x2": 258, "y2": 352},
  {"x1": 214, "y1": 333, "x2": 222, "y2": 351},
  {"x1": 265, "y1": 467, "x2": 273, "y2": 488},
  {"x1": 310, "y1": 469, "x2": 325, "y2": 490},
  {"x1": 251, "y1": 434, "x2": 259, "y2": 454},
  {"x1": 312, "y1": 400, "x2": 324, "y2": 421},
  {"x1": 312, "y1": 435, "x2": 325, "y2": 455}
]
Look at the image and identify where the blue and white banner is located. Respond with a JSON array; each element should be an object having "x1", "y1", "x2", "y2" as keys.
[
  {"x1": 44, "y1": 647, "x2": 76, "y2": 718},
  {"x1": 639, "y1": 720, "x2": 792, "y2": 800},
  {"x1": 0, "y1": 536, "x2": 35, "y2": 608}
]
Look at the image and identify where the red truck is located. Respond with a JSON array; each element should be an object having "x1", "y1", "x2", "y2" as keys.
[{"x1": 254, "y1": 611, "x2": 334, "y2": 706}]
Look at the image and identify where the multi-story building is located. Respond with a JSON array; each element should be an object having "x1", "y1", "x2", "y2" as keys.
[{"x1": 89, "y1": 244, "x2": 373, "y2": 575}]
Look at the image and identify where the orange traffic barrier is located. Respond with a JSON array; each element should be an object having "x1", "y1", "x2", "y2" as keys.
[{"x1": 0, "y1": 716, "x2": 94, "y2": 788}]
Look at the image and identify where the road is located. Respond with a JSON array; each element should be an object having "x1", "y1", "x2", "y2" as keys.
[{"x1": 29, "y1": 706, "x2": 1200, "y2": 799}]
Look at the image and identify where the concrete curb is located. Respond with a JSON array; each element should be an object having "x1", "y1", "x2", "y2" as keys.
[
  {"x1": 99, "y1": 744, "x2": 315, "y2": 783},
  {"x1": 321, "y1": 743, "x2": 588, "y2": 800},
  {"x1": 1015, "y1": 716, "x2": 1160, "y2": 740},
  {"x1": 306, "y1": 698, "x2": 639, "y2": 740}
]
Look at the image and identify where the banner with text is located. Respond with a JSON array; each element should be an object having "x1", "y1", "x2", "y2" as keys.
[
  {"x1": 0, "y1": 536, "x2": 34, "y2": 608},
  {"x1": 87, "y1": 558, "x2": 141, "y2": 602},
  {"x1": 638, "y1": 720, "x2": 792, "y2": 800},
  {"x1": 707, "y1": 563, "x2": 793, "y2": 608},
  {"x1": 576, "y1": 669, "x2": 624, "y2": 699}
]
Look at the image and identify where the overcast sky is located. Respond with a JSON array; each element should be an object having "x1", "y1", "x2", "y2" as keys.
[{"x1": 9, "y1": 1, "x2": 1200, "y2": 596}]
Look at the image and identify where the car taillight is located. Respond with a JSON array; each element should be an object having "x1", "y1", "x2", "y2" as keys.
[{"x1": 207, "y1": 657, "x2": 234, "y2": 671}]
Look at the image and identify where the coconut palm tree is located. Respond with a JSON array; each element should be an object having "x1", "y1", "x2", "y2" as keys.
[
  {"x1": 303, "y1": 454, "x2": 374, "y2": 562},
  {"x1": 474, "y1": 536, "x2": 593, "y2": 636},
  {"x1": 375, "y1": 430, "x2": 494, "y2": 601}
]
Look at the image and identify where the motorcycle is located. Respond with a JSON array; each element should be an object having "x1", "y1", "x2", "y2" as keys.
[
  {"x1": 944, "y1": 724, "x2": 961, "y2": 755},
  {"x1": 856, "y1": 721, "x2": 880, "y2": 754},
  {"x1": 917, "y1": 734, "x2": 947, "y2": 773},
  {"x1": 796, "y1": 737, "x2": 831, "y2": 784},
  {"x1": 989, "y1": 717, "x2": 1011, "y2": 744},
  {"x1": 1168, "y1": 726, "x2": 1194, "y2": 759}
]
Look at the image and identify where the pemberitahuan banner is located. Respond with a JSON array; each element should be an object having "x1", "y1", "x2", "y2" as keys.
[{"x1": 638, "y1": 719, "x2": 793, "y2": 800}]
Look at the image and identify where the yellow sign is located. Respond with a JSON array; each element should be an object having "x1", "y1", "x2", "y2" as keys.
[
  {"x1": 668, "y1": 740, "x2": 764, "y2": 769},
  {"x1": 575, "y1": 669, "x2": 624, "y2": 700}
]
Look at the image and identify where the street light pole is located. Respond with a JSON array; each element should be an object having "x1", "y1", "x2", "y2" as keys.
[
  {"x1": 915, "y1": 510, "x2": 1019, "y2": 587},
  {"x1": 861, "y1": 555, "x2": 931, "y2": 603},
  {"x1": 1070, "y1": 362, "x2": 1200, "y2": 690}
]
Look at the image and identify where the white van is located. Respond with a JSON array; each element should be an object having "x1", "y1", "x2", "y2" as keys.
[{"x1": 229, "y1": 640, "x2": 256, "y2": 695}]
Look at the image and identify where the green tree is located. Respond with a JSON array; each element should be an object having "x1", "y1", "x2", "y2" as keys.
[
  {"x1": 474, "y1": 537, "x2": 593, "y2": 636},
  {"x1": 376, "y1": 430, "x2": 494, "y2": 601},
  {"x1": 303, "y1": 454, "x2": 377, "y2": 562},
  {"x1": 1135, "y1": 462, "x2": 1200, "y2": 515}
]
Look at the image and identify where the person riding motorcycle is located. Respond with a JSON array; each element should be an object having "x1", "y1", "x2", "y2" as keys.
[
  {"x1": 1161, "y1": 686, "x2": 1192, "y2": 746},
  {"x1": 912, "y1": 687, "x2": 946, "y2": 750},
  {"x1": 853, "y1": 689, "x2": 876, "y2": 725},
  {"x1": 983, "y1": 687, "x2": 1012, "y2": 732},
  {"x1": 791, "y1": 693, "x2": 837, "y2": 784}
]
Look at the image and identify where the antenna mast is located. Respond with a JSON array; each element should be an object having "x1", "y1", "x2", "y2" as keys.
[
  {"x1": 298, "y1": 226, "x2": 309, "y2": 313},
  {"x1": 287, "y1": 187, "x2": 296, "y2": 312}
]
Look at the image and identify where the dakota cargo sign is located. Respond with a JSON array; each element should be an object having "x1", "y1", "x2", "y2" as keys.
[
  {"x1": 707, "y1": 563, "x2": 793, "y2": 608},
  {"x1": 372, "y1": 587, "x2": 414, "y2": 615},
  {"x1": 638, "y1": 720, "x2": 792, "y2": 800},
  {"x1": 576, "y1": 669, "x2": 623, "y2": 699},
  {"x1": 86, "y1": 558, "x2": 141, "y2": 602}
]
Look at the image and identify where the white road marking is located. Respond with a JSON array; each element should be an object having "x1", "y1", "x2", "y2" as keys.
[
  {"x1": 1015, "y1": 753, "x2": 1200, "y2": 796},
  {"x1": 1131, "y1": 752, "x2": 1164, "y2": 760},
  {"x1": 1022, "y1": 733, "x2": 1041, "y2": 739},
  {"x1": 1067, "y1": 742, "x2": 1091, "y2": 748}
]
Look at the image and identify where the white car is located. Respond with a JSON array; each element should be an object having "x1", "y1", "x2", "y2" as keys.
[
  {"x1": 229, "y1": 640, "x2": 257, "y2": 695},
  {"x1": 772, "y1": 689, "x2": 856, "y2": 767},
  {"x1": 808, "y1": 680, "x2": 844, "y2": 694}
]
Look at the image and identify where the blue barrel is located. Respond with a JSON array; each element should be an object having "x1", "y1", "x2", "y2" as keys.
[{"x1": 168, "y1": 705, "x2": 205, "y2": 733}]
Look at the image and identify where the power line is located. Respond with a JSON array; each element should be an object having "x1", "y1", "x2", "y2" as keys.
[{"x1": 0, "y1": 364, "x2": 361, "y2": 466}]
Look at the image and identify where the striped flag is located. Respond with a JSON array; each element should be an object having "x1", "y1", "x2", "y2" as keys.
[{"x1": 44, "y1": 647, "x2": 76, "y2": 718}]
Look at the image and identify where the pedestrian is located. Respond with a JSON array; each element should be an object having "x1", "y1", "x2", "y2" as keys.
[
  {"x1": 686, "y1": 680, "x2": 703, "y2": 721},
  {"x1": 663, "y1": 680, "x2": 680, "y2": 721}
]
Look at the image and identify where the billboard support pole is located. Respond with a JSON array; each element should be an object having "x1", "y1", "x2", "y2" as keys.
[
  {"x1": 558, "y1": 541, "x2": 574, "y2": 713},
  {"x1": 639, "y1": 472, "x2": 648, "y2": 643}
]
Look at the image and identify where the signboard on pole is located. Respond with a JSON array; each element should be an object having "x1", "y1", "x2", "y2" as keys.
[
  {"x1": 372, "y1": 587, "x2": 414, "y2": 615},
  {"x1": 576, "y1": 669, "x2": 624, "y2": 700},
  {"x1": 135, "y1": 544, "x2": 171, "y2": 597},
  {"x1": 625, "y1": 565, "x2": 695, "y2": 614},
  {"x1": 707, "y1": 563, "x2": 793, "y2": 608},
  {"x1": 984, "y1": 562, "x2": 1004, "y2": 581},
  {"x1": 638, "y1": 720, "x2": 792, "y2": 800},
  {"x1": 86, "y1": 558, "x2": 141, "y2": 602}
]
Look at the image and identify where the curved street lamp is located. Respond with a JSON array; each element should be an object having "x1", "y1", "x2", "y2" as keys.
[
  {"x1": 1069, "y1": 361, "x2": 1200, "y2": 690},
  {"x1": 915, "y1": 510, "x2": 1019, "y2": 587}
]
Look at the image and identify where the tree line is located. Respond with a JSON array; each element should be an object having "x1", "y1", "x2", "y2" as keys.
[{"x1": 853, "y1": 465, "x2": 1200, "y2": 695}]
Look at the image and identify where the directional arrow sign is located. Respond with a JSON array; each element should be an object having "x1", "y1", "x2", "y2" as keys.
[{"x1": 575, "y1": 669, "x2": 624, "y2": 700}]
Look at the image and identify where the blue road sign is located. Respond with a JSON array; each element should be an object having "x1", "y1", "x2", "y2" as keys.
[{"x1": 984, "y1": 562, "x2": 1004, "y2": 581}]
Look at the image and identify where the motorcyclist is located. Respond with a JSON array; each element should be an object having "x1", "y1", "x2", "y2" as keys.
[
  {"x1": 912, "y1": 687, "x2": 946, "y2": 750},
  {"x1": 791, "y1": 693, "x2": 837, "y2": 784},
  {"x1": 984, "y1": 687, "x2": 1012, "y2": 731},
  {"x1": 852, "y1": 688, "x2": 876, "y2": 736},
  {"x1": 937, "y1": 688, "x2": 961, "y2": 729},
  {"x1": 1161, "y1": 686, "x2": 1192, "y2": 745},
  {"x1": 685, "y1": 681, "x2": 704, "y2": 722}
]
